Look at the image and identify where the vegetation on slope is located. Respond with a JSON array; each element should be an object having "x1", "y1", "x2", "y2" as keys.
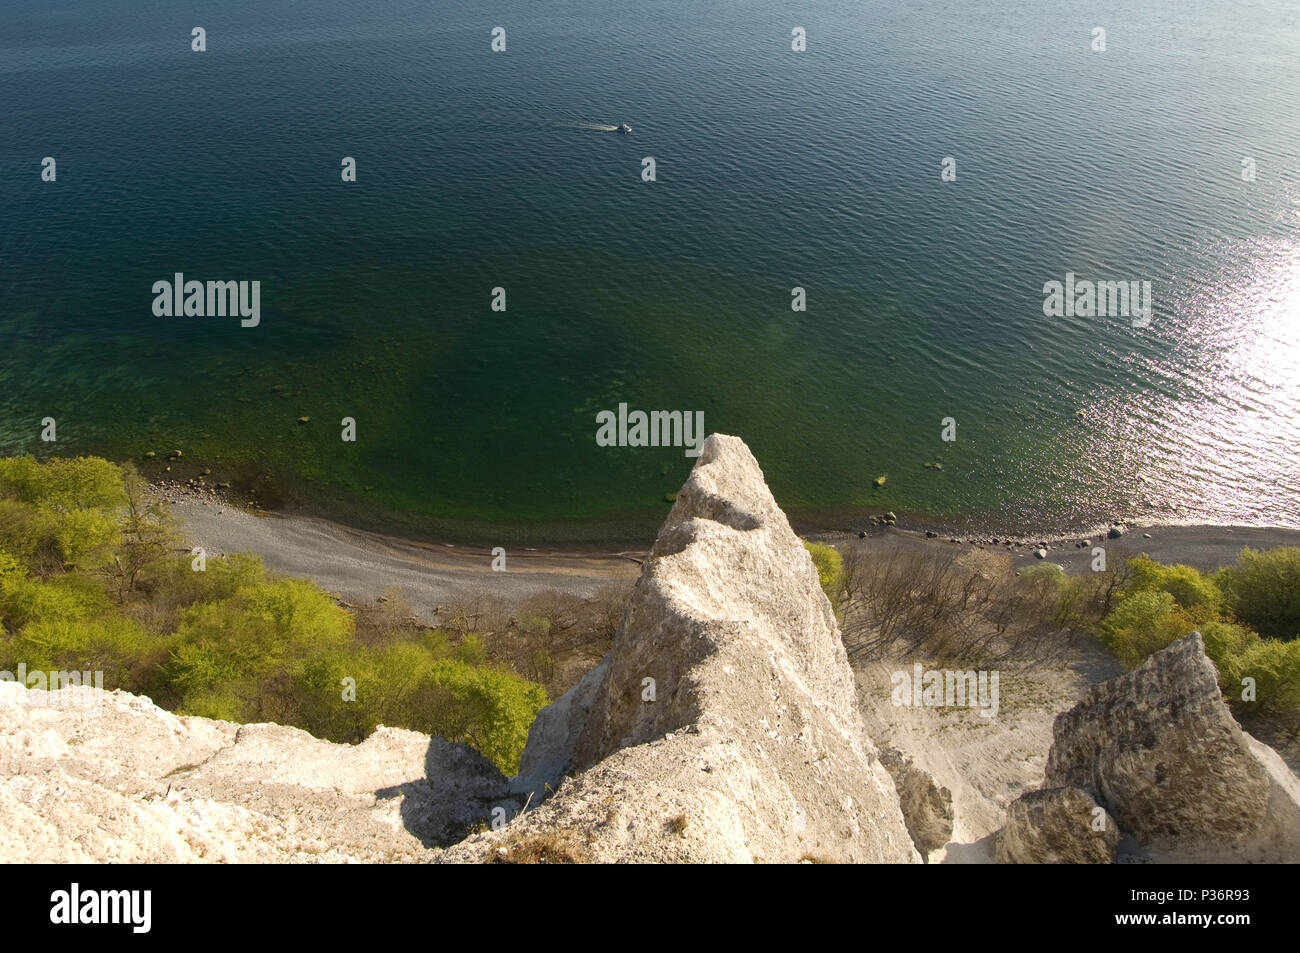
[
  {"x1": 831, "y1": 534, "x2": 1300, "y2": 730},
  {"x1": 1098, "y1": 551, "x2": 1300, "y2": 718},
  {"x1": 0, "y1": 455, "x2": 551, "y2": 773},
  {"x1": 802, "y1": 540, "x2": 844, "y2": 606}
]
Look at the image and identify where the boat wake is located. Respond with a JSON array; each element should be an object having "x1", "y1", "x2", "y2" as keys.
[{"x1": 557, "y1": 120, "x2": 620, "y2": 132}]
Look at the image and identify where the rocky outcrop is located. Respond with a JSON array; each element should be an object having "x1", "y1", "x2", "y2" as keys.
[
  {"x1": 996, "y1": 633, "x2": 1300, "y2": 863},
  {"x1": 1045, "y1": 632, "x2": 1269, "y2": 841},
  {"x1": 509, "y1": 657, "x2": 608, "y2": 803},
  {"x1": 1, "y1": 433, "x2": 917, "y2": 864},
  {"x1": 0, "y1": 684, "x2": 507, "y2": 862},
  {"x1": 443, "y1": 434, "x2": 919, "y2": 863},
  {"x1": 8, "y1": 439, "x2": 1298, "y2": 866},
  {"x1": 995, "y1": 787, "x2": 1119, "y2": 864},
  {"x1": 879, "y1": 746, "x2": 954, "y2": 856}
]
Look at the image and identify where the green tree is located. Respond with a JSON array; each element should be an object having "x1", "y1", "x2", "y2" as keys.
[
  {"x1": 0, "y1": 455, "x2": 124, "y2": 510},
  {"x1": 419, "y1": 660, "x2": 549, "y2": 774},
  {"x1": 0, "y1": 615, "x2": 161, "y2": 692},
  {"x1": 1126, "y1": 555, "x2": 1222, "y2": 614},
  {"x1": 167, "y1": 577, "x2": 355, "y2": 721},
  {"x1": 111, "y1": 463, "x2": 177, "y2": 598},
  {"x1": 1218, "y1": 638, "x2": 1300, "y2": 716},
  {"x1": 1216, "y1": 547, "x2": 1300, "y2": 640},
  {"x1": 1100, "y1": 590, "x2": 1192, "y2": 668},
  {"x1": 0, "y1": 456, "x2": 125, "y2": 572},
  {"x1": 0, "y1": 573, "x2": 112, "y2": 630}
]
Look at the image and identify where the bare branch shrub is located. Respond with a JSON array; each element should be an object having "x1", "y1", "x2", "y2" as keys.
[{"x1": 839, "y1": 542, "x2": 1103, "y2": 665}]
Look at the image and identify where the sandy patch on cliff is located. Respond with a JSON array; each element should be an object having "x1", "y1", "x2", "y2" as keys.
[{"x1": 854, "y1": 639, "x2": 1123, "y2": 862}]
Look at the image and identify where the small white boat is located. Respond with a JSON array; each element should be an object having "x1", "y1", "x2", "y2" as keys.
[{"x1": 617, "y1": 122, "x2": 632, "y2": 134}]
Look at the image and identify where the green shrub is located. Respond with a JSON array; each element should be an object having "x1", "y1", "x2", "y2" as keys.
[
  {"x1": 0, "y1": 457, "x2": 125, "y2": 571},
  {"x1": 1014, "y1": 563, "x2": 1090, "y2": 628},
  {"x1": 518, "y1": 614, "x2": 551, "y2": 636},
  {"x1": 1056, "y1": 572, "x2": 1113, "y2": 627},
  {"x1": 1199, "y1": 618, "x2": 1260, "y2": 661},
  {"x1": 1019, "y1": 563, "x2": 1065, "y2": 586},
  {"x1": 523, "y1": 647, "x2": 555, "y2": 685},
  {"x1": 1018, "y1": 563, "x2": 1065, "y2": 606},
  {"x1": 420, "y1": 660, "x2": 549, "y2": 774},
  {"x1": 1126, "y1": 555, "x2": 1222, "y2": 613},
  {"x1": 367, "y1": 642, "x2": 446, "y2": 726},
  {"x1": 1200, "y1": 618, "x2": 1263, "y2": 703},
  {"x1": 166, "y1": 640, "x2": 243, "y2": 700},
  {"x1": 150, "y1": 552, "x2": 267, "y2": 609},
  {"x1": 1100, "y1": 590, "x2": 1193, "y2": 668},
  {"x1": 285, "y1": 646, "x2": 548, "y2": 773},
  {"x1": 167, "y1": 577, "x2": 356, "y2": 720},
  {"x1": 1217, "y1": 638, "x2": 1300, "y2": 715},
  {"x1": 803, "y1": 541, "x2": 844, "y2": 603},
  {"x1": 0, "y1": 615, "x2": 162, "y2": 691},
  {"x1": 1098, "y1": 552, "x2": 1300, "y2": 721},
  {"x1": 418, "y1": 628, "x2": 453, "y2": 657},
  {"x1": 0, "y1": 574, "x2": 112, "y2": 630},
  {"x1": 0, "y1": 551, "x2": 21, "y2": 579},
  {"x1": 0, "y1": 453, "x2": 555, "y2": 775},
  {"x1": 173, "y1": 578, "x2": 353, "y2": 667},
  {"x1": 0, "y1": 499, "x2": 121, "y2": 572},
  {"x1": 281, "y1": 647, "x2": 387, "y2": 742},
  {"x1": 454, "y1": 634, "x2": 487, "y2": 665},
  {"x1": 1216, "y1": 547, "x2": 1300, "y2": 640},
  {"x1": 0, "y1": 455, "x2": 124, "y2": 510},
  {"x1": 174, "y1": 689, "x2": 245, "y2": 724}
]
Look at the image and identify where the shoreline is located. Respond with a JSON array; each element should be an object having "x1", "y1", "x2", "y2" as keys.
[
  {"x1": 157, "y1": 482, "x2": 644, "y2": 622},
  {"x1": 153, "y1": 478, "x2": 1300, "y2": 619},
  {"x1": 136, "y1": 448, "x2": 1300, "y2": 551},
  {"x1": 146, "y1": 460, "x2": 1300, "y2": 548}
]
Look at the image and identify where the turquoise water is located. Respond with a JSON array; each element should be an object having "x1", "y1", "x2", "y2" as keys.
[{"x1": 2, "y1": 0, "x2": 1299, "y2": 542}]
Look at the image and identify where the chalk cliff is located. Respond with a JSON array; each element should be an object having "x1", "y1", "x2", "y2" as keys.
[{"x1": 0, "y1": 434, "x2": 917, "y2": 863}]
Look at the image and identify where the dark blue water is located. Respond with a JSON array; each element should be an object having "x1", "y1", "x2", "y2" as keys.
[{"x1": 2, "y1": 0, "x2": 1298, "y2": 542}]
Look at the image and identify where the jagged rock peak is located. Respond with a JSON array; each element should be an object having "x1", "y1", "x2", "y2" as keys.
[{"x1": 455, "y1": 434, "x2": 919, "y2": 863}]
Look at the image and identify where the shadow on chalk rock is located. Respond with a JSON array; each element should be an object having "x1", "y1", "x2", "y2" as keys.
[{"x1": 376, "y1": 737, "x2": 514, "y2": 848}]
